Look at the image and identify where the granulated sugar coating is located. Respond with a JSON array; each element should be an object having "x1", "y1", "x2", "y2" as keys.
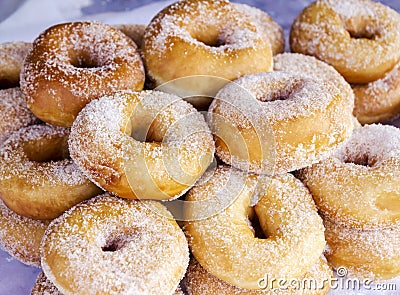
[
  {"x1": 0, "y1": 199, "x2": 49, "y2": 267},
  {"x1": 0, "y1": 88, "x2": 39, "y2": 143},
  {"x1": 20, "y1": 21, "x2": 145, "y2": 126},
  {"x1": 298, "y1": 124, "x2": 400, "y2": 229},
  {"x1": 41, "y1": 194, "x2": 189, "y2": 295}
]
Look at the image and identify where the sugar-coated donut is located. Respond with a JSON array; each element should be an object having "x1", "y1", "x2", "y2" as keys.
[
  {"x1": 41, "y1": 194, "x2": 189, "y2": 295},
  {"x1": 298, "y1": 124, "x2": 400, "y2": 229},
  {"x1": 0, "y1": 88, "x2": 39, "y2": 143},
  {"x1": 0, "y1": 199, "x2": 49, "y2": 267},
  {"x1": 114, "y1": 24, "x2": 146, "y2": 48},
  {"x1": 273, "y1": 53, "x2": 354, "y2": 110},
  {"x1": 31, "y1": 272, "x2": 62, "y2": 295},
  {"x1": 208, "y1": 72, "x2": 354, "y2": 174},
  {"x1": 290, "y1": 0, "x2": 400, "y2": 84},
  {"x1": 324, "y1": 217, "x2": 400, "y2": 280},
  {"x1": 233, "y1": 3, "x2": 284, "y2": 55},
  {"x1": 0, "y1": 125, "x2": 101, "y2": 220},
  {"x1": 69, "y1": 90, "x2": 214, "y2": 201},
  {"x1": 0, "y1": 41, "x2": 31, "y2": 89},
  {"x1": 184, "y1": 258, "x2": 333, "y2": 295},
  {"x1": 353, "y1": 63, "x2": 400, "y2": 124},
  {"x1": 184, "y1": 166, "x2": 325, "y2": 290},
  {"x1": 20, "y1": 21, "x2": 145, "y2": 127},
  {"x1": 142, "y1": 0, "x2": 272, "y2": 88},
  {"x1": 31, "y1": 272, "x2": 185, "y2": 295}
]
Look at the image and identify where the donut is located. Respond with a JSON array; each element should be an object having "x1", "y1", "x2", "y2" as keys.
[
  {"x1": 20, "y1": 21, "x2": 145, "y2": 127},
  {"x1": 31, "y1": 272, "x2": 185, "y2": 295},
  {"x1": 142, "y1": 0, "x2": 272, "y2": 89},
  {"x1": 323, "y1": 217, "x2": 400, "y2": 280},
  {"x1": 114, "y1": 24, "x2": 146, "y2": 48},
  {"x1": 233, "y1": 3, "x2": 285, "y2": 55},
  {"x1": 297, "y1": 124, "x2": 400, "y2": 229},
  {"x1": 184, "y1": 166, "x2": 325, "y2": 290},
  {"x1": 353, "y1": 62, "x2": 400, "y2": 124},
  {"x1": 0, "y1": 41, "x2": 31, "y2": 89},
  {"x1": 0, "y1": 88, "x2": 39, "y2": 143},
  {"x1": 0, "y1": 124, "x2": 101, "y2": 220},
  {"x1": 273, "y1": 53, "x2": 354, "y2": 109},
  {"x1": 31, "y1": 272, "x2": 62, "y2": 295},
  {"x1": 208, "y1": 71, "x2": 354, "y2": 174},
  {"x1": 290, "y1": 0, "x2": 400, "y2": 84},
  {"x1": 184, "y1": 258, "x2": 333, "y2": 295},
  {"x1": 69, "y1": 90, "x2": 214, "y2": 201},
  {"x1": 0, "y1": 199, "x2": 49, "y2": 267},
  {"x1": 41, "y1": 194, "x2": 189, "y2": 295}
]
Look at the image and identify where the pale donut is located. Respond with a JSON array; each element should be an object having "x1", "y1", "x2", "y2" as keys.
[
  {"x1": 353, "y1": 63, "x2": 400, "y2": 124},
  {"x1": 290, "y1": 0, "x2": 400, "y2": 84},
  {"x1": 208, "y1": 71, "x2": 354, "y2": 174},
  {"x1": 114, "y1": 24, "x2": 146, "y2": 48},
  {"x1": 0, "y1": 41, "x2": 31, "y2": 89},
  {"x1": 324, "y1": 217, "x2": 400, "y2": 280},
  {"x1": 0, "y1": 199, "x2": 49, "y2": 267},
  {"x1": 298, "y1": 124, "x2": 400, "y2": 229},
  {"x1": 184, "y1": 166, "x2": 325, "y2": 290},
  {"x1": 20, "y1": 21, "x2": 145, "y2": 127},
  {"x1": 31, "y1": 272, "x2": 185, "y2": 295},
  {"x1": 41, "y1": 194, "x2": 189, "y2": 295},
  {"x1": 273, "y1": 53, "x2": 354, "y2": 110},
  {"x1": 184, "y1": 258, "x2": 333, "y2": 295},
  {"x1": 0, "y1": 125, "x2": 101, "y2": 220},
  {"x1": 233, "y1": 3, "x2": 285, "y2": 55},
  {"x1": 69, "y1": 90, "x2": 214, "y2": 201},
  {"x1": 0, "y1": 88, "x2": 39, "y2": 143},
  {"x1": 142, "y1": 0, "x2": 272, "y2": 88}
]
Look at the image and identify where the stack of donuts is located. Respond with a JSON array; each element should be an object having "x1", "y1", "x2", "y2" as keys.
[{"x1": 0, "y1": 0, "x2": 398, "y2": 294}]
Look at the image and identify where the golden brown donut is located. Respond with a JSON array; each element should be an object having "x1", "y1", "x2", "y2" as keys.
[
  {"x1": 0, "y1": 41, "x2": 31, "y2": 89},
  {"x1": 290, "y1": 0, "x2": 400, "y2": 84},
  {"x1": 298, "y1": 124, "x2": 400, "y2": 229},
  {"x1": 20, "y1": 21, "x2": 145, "y2": 127},
  {"x1": 142, "y1": 0, "x2": 272, "y2": 89},
  {"x1": 208, "y1": 72, "x2": 354, "y2": 174},
  {"x1": 273, "y1": 53, "x2": 354, "y2": 110},
  {"x1": 31, "y1": 272, "x2": 184, "y2": 295},
  {"x1": 0, "y1": 199, "x2": 49, "y2": 267},
  {"x1": 41, "y1": 194, "x2": 189, "y2": 295},
  {"x1": 184, "y1": 166, "x2": 326, "y2": 290},
  {"x1": 353, "y1": 63, "x2": 400, "y2": 124},
  {"x1": 184, "y1": 258, "x2": 333, "y2": 295},
  {"x1": 0, "y1": 88, "x2": 39, "y2": 143},
  {"x1": 0, "y1": 125, "x2": 101, "y2": 220},
  {"x1": 323, "y1": 217, "x2": 400, "y2": 280},
  {"x1": 69, "y1": 90, "x2": 214, "y2": 201},
  {"x1": 114, "y1": 24, "x2": 146, "y2": 48},
  {"x1": 233, "y1": 3, "x2": 284, "y2": 55}
]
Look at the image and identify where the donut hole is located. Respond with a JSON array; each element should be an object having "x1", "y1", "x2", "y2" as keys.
[
  {"x1": 102, "y1": 237, "x2": 125, "y2": 252},
  {"x1": 248, "y1": 212, "x2": 267, "y2": 239},
  {"x1": 70, "y1": 51, "x2": 101, "y2": 69},
  {"x1": 343, "y1": 153, "x2": 377, "y2": 167},
  {"x1": 24, "y1": 136, "x2": 70, "y2": 163},
  {"x1": 347, "y1": 28, "x2": 375, "y2": 40},
  {"x1": 0, "y1": 79, "x2": 18, "y2": 90},
  {"x1": 191, "y1": 28, "x2": 225, "y2": 47}
]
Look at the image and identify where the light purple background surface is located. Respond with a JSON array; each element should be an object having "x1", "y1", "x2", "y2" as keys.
[{"x1": 0, "y1": 0, "x2": 399, "y2": 294}]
